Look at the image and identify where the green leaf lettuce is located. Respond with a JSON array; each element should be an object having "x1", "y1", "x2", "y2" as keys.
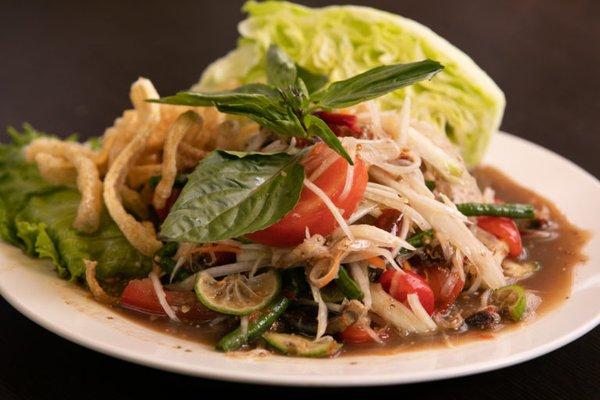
[{"x1": 0, "y1": 126, "x2": 151, "y2": 288}]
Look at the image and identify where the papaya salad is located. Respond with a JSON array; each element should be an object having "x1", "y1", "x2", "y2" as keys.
[{"x1": 0, "y1": 2, "x2": 583, "y2": 358}]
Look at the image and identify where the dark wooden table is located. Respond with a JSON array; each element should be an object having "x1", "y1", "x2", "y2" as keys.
[{"x1": 1, "y1": 1, "x2": 598, "y2": 398}]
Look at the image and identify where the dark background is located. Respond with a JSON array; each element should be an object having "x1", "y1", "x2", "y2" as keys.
[{"x1": 1, "y1": 1, "x2": 599, "y2": 399}]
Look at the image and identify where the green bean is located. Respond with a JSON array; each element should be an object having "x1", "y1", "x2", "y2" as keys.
[
  {"x1": 335, "y1": 266, "x2": 363, "y2": 300},
  {"x1": 407, "y1": 229, "x2": 434, "y2": 248},
  {"x1": 425, "y1": 180, "x2": 436, "y2": 191},
  {"x1": 399, "y1": 229, "x2": 434, "y2": 254},
  {"x1": 153, "y1": 242, "x2": 178, "y2": 273},
  {"x1": 216, "y1": 297, "x2": 290, "y2": 352},
  {"x1": 456, "y1": 203, "x2": 535, "y2": 219}
]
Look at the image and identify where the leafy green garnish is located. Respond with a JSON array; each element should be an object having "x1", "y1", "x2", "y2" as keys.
[
  {"x1": 311, "y1": 60, "x2": 443, "y2": 109},
  {"x1": 0, "y1": 127, "x2": 151, "y2": 286},
  {"x1": 302, "y1": 114, "x2": 347, "y2": 162},
  {"x1": 154, "y1": 45, "x2": 443, "y2": 164},
  {"x1": 158, "y1": 83, "x2": 306, "y2": 139},
  {"x1": 160, "y1": 150, "x2": 305, "y2": 243},
  {"x1": 15, "y1": 221, "x2": 65, "y2": 276},
  {"x1": 296, "y1": 64, "x2": 328, "y2": 94},
  {"x1": 266, "y1": 44, "x2": 297, "y2": 89}
]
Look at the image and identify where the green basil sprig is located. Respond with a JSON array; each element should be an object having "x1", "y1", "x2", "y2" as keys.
[
  {"x1": 311, "y1": 61, "x2": 443, "y2": 109},
  {"x1": 160, "y1": 150, "x2": 305, "y2": 243},
  {"x1": 296, "y1": 64, "x2": 328, "y2": 94},
  {"x1": 153, "y1": 45, "x2": 443, "y2": 164},
  {"x1": 156, "y1": 83, "x2": 306, "y2": 139},
  {"x1": 266, "y1": 44, "x2": 297, "y2": 89}
]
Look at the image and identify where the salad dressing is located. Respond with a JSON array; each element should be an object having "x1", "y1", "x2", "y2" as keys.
[{"x1": 116, "y1": 166, "x2": 589, "y2": 355}]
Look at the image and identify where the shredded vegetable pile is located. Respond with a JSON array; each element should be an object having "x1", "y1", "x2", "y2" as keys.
[{"x1": 0, "y1": 3, "x2": 551, "y2": 358}]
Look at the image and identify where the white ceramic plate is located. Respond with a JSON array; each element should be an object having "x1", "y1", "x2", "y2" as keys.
[{"x1": 0, "y1": 132, "x2": 598, "y2": 386}]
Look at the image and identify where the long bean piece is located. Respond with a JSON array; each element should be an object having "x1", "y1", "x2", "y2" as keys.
[
  {"x1": 335, "y1": 266, "x2": 363, "y2": 300},
  {"x1": 407, "y1": 229, "x2": 434, "y2": 248},
  {"x1": 456, "y1": 203, "x2": 534, "y2": 219},
  {"x1": 216, "y1": 297, "x2": 290, "y2": 352}
]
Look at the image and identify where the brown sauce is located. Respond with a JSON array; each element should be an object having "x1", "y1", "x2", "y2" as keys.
[{"x1": 116, "y1": 166, "x2": 590, "y2": 355}]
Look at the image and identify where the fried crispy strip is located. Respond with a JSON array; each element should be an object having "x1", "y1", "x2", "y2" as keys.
[
  {"x1": 146, "y1": 104, "x2": 193, "y2": 151},
  {"x1": 129, "y1": 78, "x2": 159, "y2": 121},
  {"x1": 120, "y1": 185, "x2": 150, "y2": 219},
  {"x1": 84, "y1": 259, "x2": 118, "y2": 304},
  {"x1": 141, "y1": 220, "x2": 157, "y2": 237},
  {"x1": 153, "y1": 111, "x2": 203, "y2": 209},
  {"x1": 176, "y1": 152, "x2": 203, "y2": 171},
  {"x1": 93, "y1": 128, "x2": 119, "y2": 175},
  {"x1": 65, "y1": 148, "x2": 103, "y2": 233},
  {"x1": 33, "y1": 153, "x2": 77, "y2": 184},
  {"x1": 103, "y1": 78, "x2": 162, "y2": 256},
  {"x1": 215, "y1": 120, "x2": 262, "y2": 151},
  {"x1": 178, "y1": 142, "x2": 206, "y2": 159},
  {"x1": 31, "y1": 144, "x2": 102, "y2": 233},
  {"x1": 177, "y1": 142, "x2": 206, "y2": 170},
  {"x1": 25, "y1": 137, "x2": 97, "y2": 163},
  {"x1": 308, "y1": 249, "x2": 346, "y2": 288},
  {"x1": 108, "y1": 134, "x2": 130, "y2": 168},
  {"x1": 137, "y1": 151, "x2": 161, "y2": 166},
  {"x1": 127, "y1": 164, "x2": 162, "y2": 188},
  {"x1": 190, "y1": 107, "x2": 223, "y2": 150}
]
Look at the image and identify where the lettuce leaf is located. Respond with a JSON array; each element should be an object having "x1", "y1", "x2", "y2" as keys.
[
  {"x1": 0, "y1": 126, "x2": 151, "y2": 287},
  {"x1": 196, "y1": 1, "x2": 505, "y2": 166},
  {"x1": 15, "y1": 220, "x2": 66, "y2": 278}
]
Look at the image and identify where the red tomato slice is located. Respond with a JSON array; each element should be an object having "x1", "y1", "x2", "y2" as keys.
[
  {"x1": 314, "y1": 111, "x2": 362, "y2": 137},
  {"x1": 120, "y1": 278, "x2": 216, "y2": 321},
  {"x1": 379, "y1": 270, "x2": 435, "y2": 315},
  {"x1": 477, "y1": 216, "x2": 523, "y2": 257},
  {"x1": 424, "y1": 266, "x2": 464, "y2": 309},
  {"x1": 374, "y1": 208, "x2": 403, "y2": 236},
  {"x1": 247, "y1": 143, "x2": 368, "y2": 247},
  {"x1": 340, "y1": 324, "x2": 389, "y2": 345},
  {"x1": 340, "y1": 324, "x2": 373, "y2": 344}
]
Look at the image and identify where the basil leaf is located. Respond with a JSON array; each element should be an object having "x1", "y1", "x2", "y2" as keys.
[
  {"x1": 266, "y1": 44, "x2": 297, "y2": 89},
  {"x1": 311, "y1": 59, "x2": 444, "y2": 109},
  {"x1": 297, "y1": 64, "x2": 328, "y2": 94},
  {"x1": 160, "y1": 151, "x2": 305, "y2": 243},
  {"x1": 303, "y1": 114, "x2": 352, "y2": 165},
  {"x1": 154, "y1": 84, "x2": 306, "y2": 138}
]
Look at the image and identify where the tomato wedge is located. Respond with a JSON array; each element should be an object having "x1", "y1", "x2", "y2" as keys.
[
  {"x1": 424, "y1": 266, "x2": 464, "y2": 309},
  {"x1": 247, "y1": 143, "x2": 368, "y2": 247},
  {"x1": 314, "y1": 111, "x2": 362, "y2": 137},
  {"x1": 339, "y1": 324, "x2": 389, "y2": 345},
  {"x1": 120, "y1": 278, "x2": 216, "y2": 321},
  {"x1": 338, "y1": 324, "x2": 370, "y2": 344},
  {"x1": 374, "y1": 208, "x2": 403, "y2": 236},
  {"x1": 477, "y1": 216, "x2": 523, "y2": 257},
  {"x1": 379, "y1": 270, "x2": 435, "y2": 315}
]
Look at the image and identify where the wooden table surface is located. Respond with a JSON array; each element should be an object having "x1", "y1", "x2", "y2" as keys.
[{"x1": 1, "y1": 1, "x2": 598, "y2": 398}]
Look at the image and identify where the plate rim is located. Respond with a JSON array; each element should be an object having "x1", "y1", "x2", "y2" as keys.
[{"x1": 1, "y1": 131, "x2": 599, "y2": 386}]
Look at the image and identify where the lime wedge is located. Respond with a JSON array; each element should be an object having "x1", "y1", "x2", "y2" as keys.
[
  {"x1": 195, "y1": 270, "x2": 280, "y2": 315},
  {"x1": 262, "y1": 332, "x2": 343, "y2": 358},
  {"x1": 492, "y1": 284, "x2": 526, "y2": 321}
]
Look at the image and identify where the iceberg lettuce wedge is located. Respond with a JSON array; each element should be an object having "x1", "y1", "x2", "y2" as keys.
[{"x1": 197, "y1": 1, "x2": 505, "y2": 166}]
